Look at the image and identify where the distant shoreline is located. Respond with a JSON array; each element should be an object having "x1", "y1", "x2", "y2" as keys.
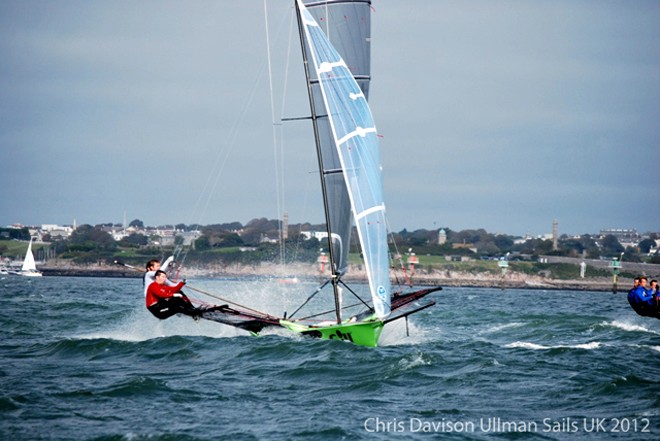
[{"x1": 36, "y1": 261, "x2": 634, "y2": 292}]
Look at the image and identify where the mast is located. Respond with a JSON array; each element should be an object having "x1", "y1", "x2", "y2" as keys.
[{"x1": 295, "y1": 1, "x2": 343, "y2": 323}]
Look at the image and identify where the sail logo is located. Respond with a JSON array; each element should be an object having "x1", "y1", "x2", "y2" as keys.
[
  {"x1": 377, "y1": 286, "x2": 387, "y2": 301},
  {"x1": 349, "y1": 91, "x2": 365, "y2": 101}
]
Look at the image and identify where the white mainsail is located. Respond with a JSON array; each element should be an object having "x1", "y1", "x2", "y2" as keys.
[
  {"x1": 299, "y1": 0, "x2": 372, "y2": 279},
  {"x1": 297, "y1": 0, "x2": 390, "y2": 319},
  {"x1": 21, "y1": 237, "x2": 37, "y2": 272},
  {"x1": 19, "y1": 237, "x2": 42, "y2": 276}
]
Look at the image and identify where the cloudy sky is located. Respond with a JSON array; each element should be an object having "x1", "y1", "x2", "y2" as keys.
[{"x1": 1, "y1": 0, "x2": 658, "y2": 236}]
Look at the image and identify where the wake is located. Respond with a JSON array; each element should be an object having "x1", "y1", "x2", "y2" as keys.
[
  {"x1": 380, "y1": 318, "x2": 436, "y2": 347},
  {"x1": 76, "y1": 307, "x2": 248, "y2": 342},
  {"x1": 606, "y1": 320, "x2": 660, "y2": 335},
  {"x1": 505, "y1": 341, "x2": 601, "y2": 351},
  {"x1": 480, "y1": 322, "x2": 525, "y2": 334}
]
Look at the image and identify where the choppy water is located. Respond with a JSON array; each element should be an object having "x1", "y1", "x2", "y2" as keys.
[{"x1": 1, "y1": 276, "x2": 658, "y2": 440}]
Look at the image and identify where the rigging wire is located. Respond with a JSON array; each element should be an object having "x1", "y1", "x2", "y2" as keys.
[
  {"x1": 185, "y1": 285, "x2": 272, "y2": 317},
  {"x1": 289, "y1": 171, "x2": 315, "y2": 262},
  {"x1": 173, "y1": 2, "x2": 293, "y2": 274},
  {"x1": 275, "y1": 4, "x2": 324, "y2": 269},
  {"x1": 386, "y1": 218, "x2": 414, "y2": 289},
  {"x1": 264, "y1": 0, "x2": 304, "y2": 275},
  {"x1": 263, "y1": 0, "x2": 286, "y2": 269},
  {"x1": 174, "y1": 75, "x2": 262, "y2": 272}
]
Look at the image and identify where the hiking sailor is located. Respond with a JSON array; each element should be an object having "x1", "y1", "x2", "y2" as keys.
[
  {"x1": 143, "y1": 257, "x2": 176, "y2": 297},
  {"x1": 146, "y1": 270, "x2": 202, "y2": 320}
]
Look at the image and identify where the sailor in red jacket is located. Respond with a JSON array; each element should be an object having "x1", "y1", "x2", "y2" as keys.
[{"x1": 146, "y1": 270, "x2": 201, "y2": 320}]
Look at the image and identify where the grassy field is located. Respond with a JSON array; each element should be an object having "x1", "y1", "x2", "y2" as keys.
[{"x1": 0, "y1": 239, "x2": 47, "y2": 260}]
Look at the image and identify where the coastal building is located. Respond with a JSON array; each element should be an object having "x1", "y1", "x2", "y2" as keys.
[
  {"x1": 599, "y1": 228, "x2": 640, "y2": 249},
  {"x1": 41, "y1": 224, "x2": 74, "y2": 240},
  {"x1": 147, "y1": 227, "x2": 200, "y2": 247},
  {"x1": 179, "y1": 230, "x2": 202, "y2": 246},
  {"x1": 452, "y1": 243, "x2": 478, "y2": 254},
  {"x1": 259, "y1": 234, "x2": 278, "y2": 244},
  {"x1": 300, "y1": 231, "x2": 329, "y2": 242},
  {"x1": 437, "y1": 229, "x2": 447, "y2": 245},
  {"x1": 599, "y1": 228, "x2": 638, "y2": 241},
  {"x1": 98, "y1": 225, "x2": 130, "y2": 242}
]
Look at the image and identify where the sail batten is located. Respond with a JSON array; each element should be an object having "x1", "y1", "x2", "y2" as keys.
[
  {"x1": 337, "y1": 127, "x2": 376, "y2": 145},
  {"x1": 355, "y1": 204, "x2": 385, "y2": 221},
  {"x1": 297, "y1": 0, "x2": 390, "y2": 319}
]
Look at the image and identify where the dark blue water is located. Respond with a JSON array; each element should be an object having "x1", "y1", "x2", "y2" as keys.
[{"x1": 1, "y1": 276, "x2": 658, "y2": 440}]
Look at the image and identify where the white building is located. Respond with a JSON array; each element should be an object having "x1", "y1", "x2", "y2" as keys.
[{"x1": 300, "y1": 231, "x2": 329, "y2": 241}]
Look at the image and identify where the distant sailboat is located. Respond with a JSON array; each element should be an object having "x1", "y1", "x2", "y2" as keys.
[{"x1": 15, "y1": 237, "x2": 43, "y2": 277}]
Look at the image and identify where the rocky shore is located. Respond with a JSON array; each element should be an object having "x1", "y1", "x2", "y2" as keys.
[{"x1": 38, "y1": 261, "x2": 631, "y2": 292}]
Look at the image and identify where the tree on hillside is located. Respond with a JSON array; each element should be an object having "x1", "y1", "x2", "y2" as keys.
[
  {"x1": 452, "y1": 229, "x2": 490, "y2": 245},
  {"x1": 221, "y1": 221, "x2": 243, "y2": 231},
  {"x1": 514, "y1": 238, "x2": 553, "y2": 256},
  {"x1": 561, "y1": 238, "x2": 587, "y2": 257},
  {"x1": 202, "y1": 223, "x2": 244, "y2": 234},
  {"x1": 194, "y1": 236, "x2": 211, "y2": 251},
  {"x1": 129, "y1": 219, "x2": 144, "y2": 228},
  {"x1": 210, "y1": 232, "x2": 244, "y2": 248},
  {"x1": 245, "y1": 218, "x2": 279, "y2": 231},
  {"x1": 600, "y1": 235, "x2": 624, "y2": 257},
  {"x1": 407, "y1": 229, "x2": 432, "y2": 247},
  {"x1": 119, "y1": 233, "x2": 148, "y2": 248},
  {"x1": 637, "y1": 238, "x2": 655, "y2": 254},
  {"x1": 66, "y1": 224, "x2": 117, "y2": 252},
  {"x1": 0, "y1": 227, "x2": 31, "y2": 241},
  {"x1": 493, "y1": 234, "x2": 514, "y2": 252},
  {"x1": 240, "y1": 218, "x2": 280, "y2": 245}
]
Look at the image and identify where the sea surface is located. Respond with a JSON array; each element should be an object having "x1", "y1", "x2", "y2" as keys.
[{"x1": 1, "y1": 276, "x2": 658, "y2": 440}]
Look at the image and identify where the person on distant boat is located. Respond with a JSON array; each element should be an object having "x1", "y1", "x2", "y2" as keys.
[
  {"x1": 146, "y1": 270, "x2": 202, "y2": 320},
  {"x1": 651, "y1": 279, "x2": 659, "y2": 304},
  {"x1": 627, "y1": 276, "x2": 659, "y2": 319},
  {"x1": 143, "y1": 256, "x2": 176, "y2": 297},
  {"x1": 631, "y1": 276, "x2": 640, "y2": 291}
]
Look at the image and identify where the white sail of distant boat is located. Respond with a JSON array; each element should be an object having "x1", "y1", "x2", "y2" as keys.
[{"x1": 18, "y1": 237, "x2": 42, "y2": 277}]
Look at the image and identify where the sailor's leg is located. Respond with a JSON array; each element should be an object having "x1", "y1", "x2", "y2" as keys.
[
  {"x1": 170, "y1": 297, "x2": 203, "y2": 318},
  {"x1": 147, "y1": 300, "x2": 178, "y2": 320}
]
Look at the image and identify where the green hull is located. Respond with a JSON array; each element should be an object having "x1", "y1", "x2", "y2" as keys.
[{"x1": 280, "y1": 319, "x2": 384, "y2": 347}]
